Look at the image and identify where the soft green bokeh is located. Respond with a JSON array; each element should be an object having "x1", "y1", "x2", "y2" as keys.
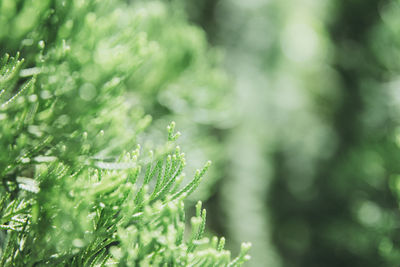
[{"x1": 186, "y1": 0, "x2": 400, "y2": 266}]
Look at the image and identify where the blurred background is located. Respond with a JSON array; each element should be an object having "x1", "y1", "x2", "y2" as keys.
[{"x1": 184, "y1": 0, "x2": 400, "y2": 266}]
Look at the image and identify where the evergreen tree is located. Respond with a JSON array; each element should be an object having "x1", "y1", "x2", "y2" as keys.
[{"x1": 0, "y1": 0, "x2": 250, "y2": 266}]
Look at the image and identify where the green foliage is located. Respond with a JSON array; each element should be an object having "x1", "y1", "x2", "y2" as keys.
[
  {"x1": 0, "y1": 0, "x2": 249, "y2": 266},
  {"x1": 1, "y1": 0, "x2": 231, "y2": 199},
  {"x1": 0, "y1": 131, "x2": 250, "y2": 266}
]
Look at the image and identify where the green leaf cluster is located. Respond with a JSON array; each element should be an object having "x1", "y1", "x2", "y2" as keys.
[{"x1": 0, "y1": 0, "x2": 249, "y2": 266}]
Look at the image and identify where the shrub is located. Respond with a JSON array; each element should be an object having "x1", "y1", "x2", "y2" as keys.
[{"x1": 0, "y1": 0, "x2": 249, "y2": 265}]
